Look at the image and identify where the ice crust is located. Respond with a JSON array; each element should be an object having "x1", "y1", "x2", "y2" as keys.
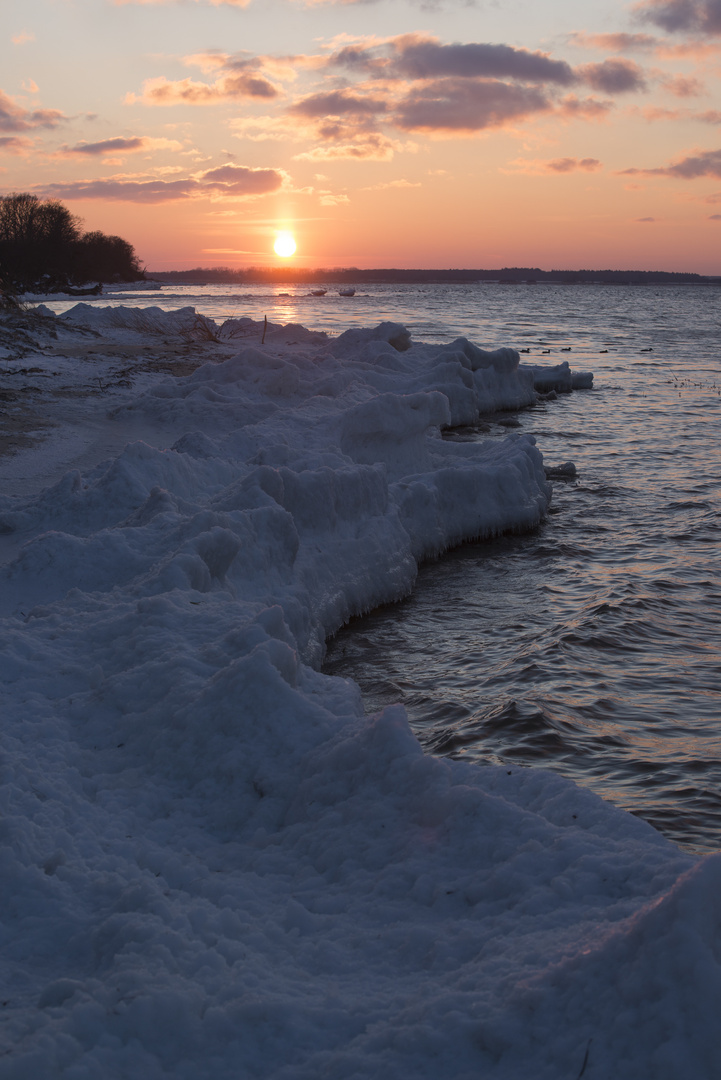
[{"x1": 0, "y1": 309, "x2": 714, "y2": 1079}]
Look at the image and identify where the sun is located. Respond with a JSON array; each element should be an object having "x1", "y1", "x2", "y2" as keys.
[{"x1": 273, "y1": 232, "x2": 297, "y2": 258}]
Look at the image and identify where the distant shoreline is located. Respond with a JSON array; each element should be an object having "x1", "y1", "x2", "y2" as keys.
[{"x1": 146, "y1": 267, "x2": 721, "y2": 286}]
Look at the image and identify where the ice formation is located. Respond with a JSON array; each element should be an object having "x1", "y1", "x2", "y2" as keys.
[{"x1": 1, "y1": 308, "x2": 717, "y2": 1079}]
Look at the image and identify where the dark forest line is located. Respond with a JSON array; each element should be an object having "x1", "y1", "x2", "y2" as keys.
[
  {"x1": 150, "y1": 266, "x2": 721, "y2": 286},
  {"x1": 0, "y1": 193, "x2": 144, "y2": 299}
]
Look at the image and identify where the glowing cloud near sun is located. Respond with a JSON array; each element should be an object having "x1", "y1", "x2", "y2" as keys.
[{"x1": 273, "y1": 231, "x2": 296, "y2": 257}]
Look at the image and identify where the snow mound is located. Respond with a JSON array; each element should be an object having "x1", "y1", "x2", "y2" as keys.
[
  {"x1": 0, "y1": 312, "x2": 704, "y2": 1079},
  {"x1": 522, "y1": 360, "x2": 594, "y2": 393},
  {"x1": 59, "y1": 303, "x2": 220, "y2": 339}
]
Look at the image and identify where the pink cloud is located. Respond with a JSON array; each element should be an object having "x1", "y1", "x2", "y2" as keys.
[
  {"x1": 660, "y1": 73, "x2": 706, "y2": 95},
  {"x1": 0, "y1": 135, "x2": 34, "y2": 154},
  {"x1": 569, "y1": 32, "x2": 660, "y2": 52},
  {"x1": 0, "y1": 89, "x2": 65, "y2": 132}
]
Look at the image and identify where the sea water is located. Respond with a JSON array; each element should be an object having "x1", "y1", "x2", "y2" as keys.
[
  {"x1": 45, "y1": 280, "x2": 721, "y2": 853},
  {"x1": 321, "y1": 281, "x2": 721, "y2": 855}
]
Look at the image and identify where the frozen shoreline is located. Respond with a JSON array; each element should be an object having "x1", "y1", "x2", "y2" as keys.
[{"x1": 1, "y1": 306, "x2": 717, "y2": 1078}]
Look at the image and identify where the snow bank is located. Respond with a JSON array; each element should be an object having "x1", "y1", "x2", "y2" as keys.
[
  {"x1": 0, "y1": 313, "x2": 709, "y2": 1079},
  {"x1": 521, "y1": 360, "x2": 594, "y2": 393},
  {"x1": 58, "y1": 302, "x2": 222, "y2": 340}
]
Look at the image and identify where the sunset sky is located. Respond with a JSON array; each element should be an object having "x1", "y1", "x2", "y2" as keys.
[{"x1": 3, "y1": 0, "x2": 721, "y2": 272}]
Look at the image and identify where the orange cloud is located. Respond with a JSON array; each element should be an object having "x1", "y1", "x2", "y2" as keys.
[
  {"x1": 294, "y1": 134, "x2": 400, "y2": 160},
  {"x1": 509, "y1": 156, "x2": 602, "y2": 175},
  {"x1": 128, "y1": 72, "x2": 279, "y2": 106}
]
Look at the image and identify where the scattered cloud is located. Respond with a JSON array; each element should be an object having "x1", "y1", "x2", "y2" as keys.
[
  {"x1": 200, "y1": 162, "x2": 285, "y2": 193},
  {"x1": 579, "y1": 58, "x2": 648, "y2": 94},
  {"x1": 622, "y1": 146, "x2": 721, "y2": 177},
  {"x1": 547, "y1": 156, "x2": 602, "y2": 172},
  {"x1": 557, "y1": 95, "x2": 614, "y2": 120},
  {"x1": 11, "y1": 30, "x2": 35, "y2": 46},
  {"x1": 38, "y1": 177, "x2": 198, "y2": 202},
  {"x1": 638, "y1": 104, "x2": 684, "y2": 119},
  {"x1": 568, "y1": 32, "x2": 660, "y2": 52},
  {"x1": 117, "y1": 31, "x2": 672, "y2": 161},
  {"x1": 363, "y1": 178, "x2": 422, "y2": 189},
  {"x1": 636, "y1": 215, "x2": 656, "y2": 220},
  {"x1": 114, "y1": 0, "x2": 252, "y2": 6},
  {"x1": 57, "y1": 136, "x2": 184, "y2": 156},
  {"x1": 37, "y1": 163, "x2": 286, "y2": 202},
  {"x1": 0, "y1": 89, "x2": 65, "y2": 132},
  {"x1": 389, "y1": 37, "x2": 576, "y2": 85},
  {"x1": 634, "y1": 0, "x2": 721, "y2": 35},
  {"x1": 289, "y1": 91, "x2": 388, "y2": 119},
  {"x1": 329, "y1": 33, "x2": 577, "y2": 85},
  {"x1": 184, "y1": 51, "x2": 313, "y2": 82},
  {"x1": 635, "y1": 103, "x2": 721, "y2": 121},
  {"x1": 394, "y1": 79, "x2": 552, "y2": 133},
  {"x1": 660, "y1": 73, "x2": 706, "y2": 95},
  {"x1": 128, "y1": 71, "x2": 279, "y2": 106},
  {"x1": 0, "y1": 135, "x2": 34, "y2": 154},
  {"x1": 294, "y1": 134, "x2": 400, "y2": 160},
  {"x1": 509, "y1": 156, "x2": 602, "y2": 175},
  {"x1": 230, "y1": 116, "x2": 300, "y2": 142},
  {"x1": 709, "y1": 212, "x2": 721, "y2": 217}
]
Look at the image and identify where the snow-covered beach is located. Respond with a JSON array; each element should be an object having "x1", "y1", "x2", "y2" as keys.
[{"x1": 1, "y1": 302, "x2": 719, "y2": 1078}]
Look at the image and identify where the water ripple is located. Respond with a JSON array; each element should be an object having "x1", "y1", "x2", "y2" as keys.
[{"x1": 324, "y1": 283, "x2": 721, "y2": 855}]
